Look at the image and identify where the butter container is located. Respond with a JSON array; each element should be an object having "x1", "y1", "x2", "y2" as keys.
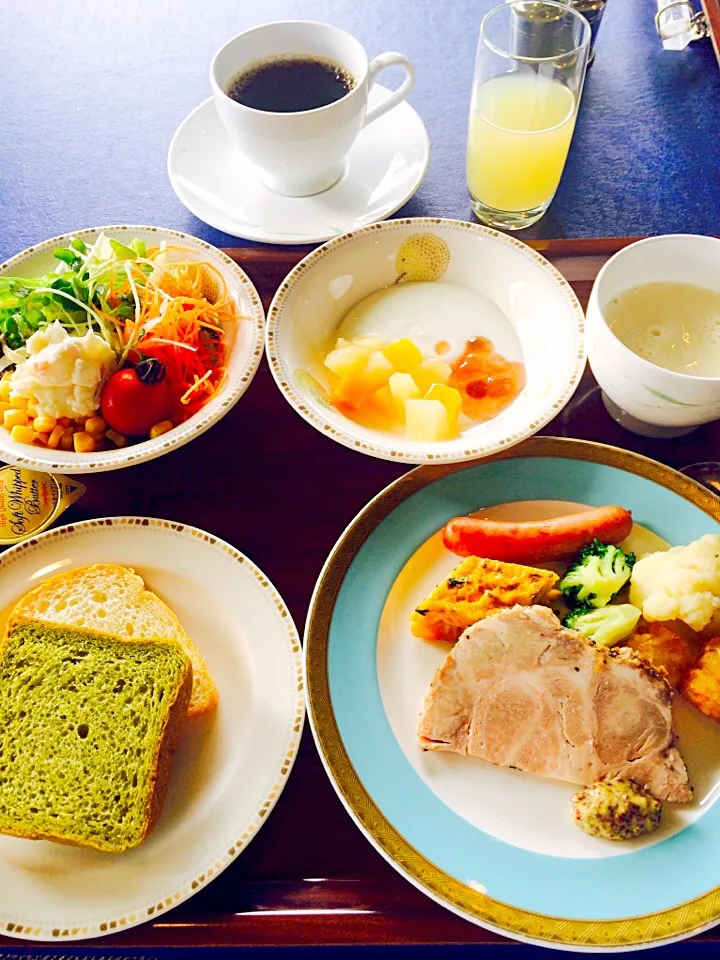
[{"x1": 0, "y1": 465, "x2": 85, "y2": 546}]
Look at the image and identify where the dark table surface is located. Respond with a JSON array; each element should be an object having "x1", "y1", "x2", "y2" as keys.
[{"x1": 2, "y1": 0, "x2": 720, "y2": 265}]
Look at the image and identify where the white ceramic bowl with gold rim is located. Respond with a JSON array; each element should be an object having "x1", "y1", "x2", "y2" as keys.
[
  {"x1": 265, "y1": 218, "x2": 585, "y2": 464},
  {"x1": 0, "y1": 226, "x2": 265, "y2": 474}
]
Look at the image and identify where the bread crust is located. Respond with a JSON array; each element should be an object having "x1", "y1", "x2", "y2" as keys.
[
  {"x1": 8, "y1": 562, "x2": 217, "y2": 717},
  {"x1": 141, "y1": 655, "x2": 193, "y2": 845}
]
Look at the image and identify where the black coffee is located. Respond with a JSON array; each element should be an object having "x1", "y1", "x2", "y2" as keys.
[{"x1": 226, "y1": 56, "x2": 354, "y2": 112}]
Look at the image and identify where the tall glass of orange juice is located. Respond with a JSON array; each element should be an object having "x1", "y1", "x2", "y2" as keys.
[{"x1": 467, "y1": 1, "x2": 590, "y2": 230}]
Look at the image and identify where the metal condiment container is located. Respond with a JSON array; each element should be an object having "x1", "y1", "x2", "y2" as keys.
[{"x1": 508, "y1": 0, "x2": 607, "y2": 61}]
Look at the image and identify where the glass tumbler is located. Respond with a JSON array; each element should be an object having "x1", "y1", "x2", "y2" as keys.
[{"x1": 467, "y1": 0, "x2": 591, "y2": 231}]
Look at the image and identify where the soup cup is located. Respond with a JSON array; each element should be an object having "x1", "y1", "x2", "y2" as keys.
[{"x1": 586, "y1": 234, "x2": 720, "y2": 437}]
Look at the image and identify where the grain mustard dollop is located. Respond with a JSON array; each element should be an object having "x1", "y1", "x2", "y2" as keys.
[{"x1": 571, "y1": 779, "x2": 662, "y2": 841}]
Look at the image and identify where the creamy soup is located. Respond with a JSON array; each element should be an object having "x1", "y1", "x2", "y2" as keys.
[{"x1": 605, "y1": 281, "x2": 720, "y2": 378}]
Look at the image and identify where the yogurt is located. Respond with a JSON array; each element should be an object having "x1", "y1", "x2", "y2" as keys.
[{"x1": 337, "y1": 281, "x2": 523, "y2": 364}]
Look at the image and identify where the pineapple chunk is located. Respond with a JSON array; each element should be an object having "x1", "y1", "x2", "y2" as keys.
[
  {"x1": 383, "y1": 337, "x2": 424, "y2": 373},
  {"x1": 324, "y1": 344, "x2": 368, "y2": 379},
  {"x1": 389, "y1": 372, "x2": 422, "y2": 400},
  {"x1": 368, "y1": 383, "x2": 396, "y2": 416},
  {"x1": 354, "y1": 335, "x2": 387, "y2": 353},
  {"x1": 388, "y1": 372, "x2": 421, "y2": 419},
  {"x1": 412, "y1": 359, "x2": 452, "y2": 394},
  {"x1": 330, "y1": 350, "x2": 394, "y2": 409},
  {"x1": 425, "y1": 383, "x2": 462, "y2": 428},
  {"x1": 405, "y1": 398, "x2": 450, "y2": 442},
  {"x1": 325, "y1": 334, "x2": 459, "y2": 442},
  {"x1": 364, "y1": 350, "x2": 394, "y2": 386}
]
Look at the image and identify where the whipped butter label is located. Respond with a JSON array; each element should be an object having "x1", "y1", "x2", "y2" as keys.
[{"x1": 0, "y1": 466, "x2": 85, "y2": 545}]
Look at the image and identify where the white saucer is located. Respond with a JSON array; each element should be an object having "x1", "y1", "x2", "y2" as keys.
[{"x1": 167, "y1": 85, "x2": 430, "y2": 245}]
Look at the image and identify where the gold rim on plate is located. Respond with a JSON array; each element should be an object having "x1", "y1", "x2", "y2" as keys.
[{"x1": 305, "y1": 436, "x2": 720, "y2": 949}]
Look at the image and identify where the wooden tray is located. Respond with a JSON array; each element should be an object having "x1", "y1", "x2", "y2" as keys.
[
  {"x1": 3, "y1": 237, "x2": 719, "y2": 952},
  {"x1": 701, "y1": 0, "x2": 720, "y2": 64}
]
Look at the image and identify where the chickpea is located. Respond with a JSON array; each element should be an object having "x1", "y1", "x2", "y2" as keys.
[
  {"x1": 32, "y1": 415, "x2": 57, "y2": 435},
  {"x1": 84, "y1": 417, "x2": 106, "y2": 437}
]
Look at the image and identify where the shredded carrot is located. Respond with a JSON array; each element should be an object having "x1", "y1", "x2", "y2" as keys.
[
  {"x1": 180, "y1": 370, "x2": 213, "y2": 404},
  {"x1": 103, "y1": 254, "x2": 243, "y2": 423}
]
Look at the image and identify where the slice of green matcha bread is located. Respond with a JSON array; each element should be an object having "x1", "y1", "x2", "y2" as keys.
[{"x1": 0, "y1": 620, "x2": 191, "y2": 853}]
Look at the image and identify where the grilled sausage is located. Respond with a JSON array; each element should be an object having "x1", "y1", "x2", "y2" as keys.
[{"x1": 442, "y1": 506, "x2": 634, "y2": 564}]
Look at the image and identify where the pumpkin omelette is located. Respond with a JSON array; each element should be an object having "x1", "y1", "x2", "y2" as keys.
[{"x1": 411, "y1": 556, "x2": 559, "y2": 642}]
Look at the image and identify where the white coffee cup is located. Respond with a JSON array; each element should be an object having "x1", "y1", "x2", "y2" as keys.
[
  {"x1": 210, "y1": 21, "x2": 416, "y2": 198},
  {"x1": 586, "y1": 234, "x2": 720, "y2": 437}
]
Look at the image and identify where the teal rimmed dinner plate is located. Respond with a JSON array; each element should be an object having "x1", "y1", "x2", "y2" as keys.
[{"x1": 305, "y1": 437, "x2": 720, "y2": 951}]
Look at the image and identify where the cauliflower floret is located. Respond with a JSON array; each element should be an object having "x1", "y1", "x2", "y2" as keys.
[{"x1": 630, "y1": 535, "x2": 720, "y2": 632}]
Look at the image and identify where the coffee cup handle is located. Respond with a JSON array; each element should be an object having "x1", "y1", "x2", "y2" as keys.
[{"x1": 363, "y1": 52, "x2": 416, "y2": 127}]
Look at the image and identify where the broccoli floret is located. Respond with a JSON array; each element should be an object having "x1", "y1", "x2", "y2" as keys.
[
  {"x1": 564, "y1": 604, "x2": 593, "y2": 631},
  {"x1": 559, "y1": 539, "x2": 636, "y2": 608},
  {"x1": 564, "y1": 604, "x2": 641, "y2": 647}
]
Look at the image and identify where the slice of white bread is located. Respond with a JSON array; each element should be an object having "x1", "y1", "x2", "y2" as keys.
[{"x1": 8, "y1": 563, "x2": 217, "y2": 717}]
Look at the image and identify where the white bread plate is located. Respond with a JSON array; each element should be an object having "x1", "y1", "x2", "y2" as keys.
[{"x1": 0, "y1": 516, "x2": 303, "y2": 941}]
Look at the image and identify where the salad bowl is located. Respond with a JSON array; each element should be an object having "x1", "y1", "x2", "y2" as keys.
[{"x1": 0, "y1": 225, "x2": 265, "y2": 474}]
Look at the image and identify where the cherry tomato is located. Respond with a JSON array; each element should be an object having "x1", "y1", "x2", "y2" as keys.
[{"x1": 100, "y1": 358, "x2": 173, "y2": 437}]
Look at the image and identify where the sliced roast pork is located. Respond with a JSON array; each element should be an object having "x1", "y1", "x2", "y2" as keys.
[{"x1": 417, "y1": 604, "x2": 691, "y2": 802}]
